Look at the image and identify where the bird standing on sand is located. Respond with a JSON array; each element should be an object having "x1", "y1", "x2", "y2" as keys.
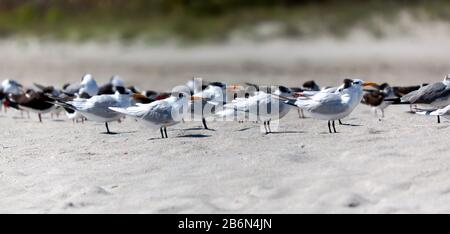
[
  {"x1": 217, "y1": 86, "x2": 294, "y2": 134},
  {"x1": 190, "y1": 81, "x2": 229, "y2": 130},
  {"x1": 8, "y1": 88, "x2": 57, "y2": 122},
  {"x1": 400, "y1": 74, "x2": 450, "y2": 124},
  {"x1": 53, "y1": 87, "x2": 134, "y2": 134},
  {"x1": 109, "y1": 92, "x2": 188, "y2": 139},
  {"x1": 362, "y1": 83, "x2": 396, "y2": 119},
  {"x1": 287, "y1": 79, "x2": 373, "y2": 133}
]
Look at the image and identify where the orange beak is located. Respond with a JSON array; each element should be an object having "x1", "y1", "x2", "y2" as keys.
[
  {"x1": 190, "y1": 96, "x2": 204, "y2": 101},
  {"x1": 226, "y1": 84, "x2": 243, "y2": 92},
  {"x1": 363, "y1": 82, "x2": 378, "y2": 87}
]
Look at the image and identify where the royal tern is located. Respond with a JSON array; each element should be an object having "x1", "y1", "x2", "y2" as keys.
[
  {"x1": 54, "y1": 87, "x2": 134, "y2": 134},
  {"x1": 400, "y1": 74, "x2": 450, "y2": 123},
  {"x1": 79, "y1": 74, "x2": 99, "y2": 97},
  {"x1": 217, "y1": 86, "x2": 294, "y2": 134},
  {"x1": 109, "y1": 92, "x2": 188, "y2": 138},
  {"x1": 190, "y1": 81, "x2": 229, "y2": 130},
  {"x1": 287, "y1": 79, "x2": 372, "y2": 133}
]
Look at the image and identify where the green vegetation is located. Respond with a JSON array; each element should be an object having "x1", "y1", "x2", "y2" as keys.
[{"x1": 0, "y1": 0, "x2": 450, "y2": 43}]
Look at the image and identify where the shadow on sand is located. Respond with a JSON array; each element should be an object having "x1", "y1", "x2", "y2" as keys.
[{"x1": 177, "y1": 134, "x2": 211, "y2": 138}]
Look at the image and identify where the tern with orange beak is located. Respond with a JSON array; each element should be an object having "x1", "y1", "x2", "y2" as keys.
[
  {"x1": 217, "y1": 86, "x2": 294, "y2": 134},
  {"x1": 52, "y1": 87, "x2": 134, "y2": 134},
  {"x1": 190, "y1": 81, "x2": 238, "y2": 130},
  {"x1": 109, "y1": 92, "x2": 188, "y2": 139},
  {"x1": 286, "y1": 79, "x2": 375, "y2": 133}
]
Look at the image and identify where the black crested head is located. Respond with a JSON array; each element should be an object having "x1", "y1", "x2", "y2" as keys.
[
  {"x1": 115, "y1": 86, "x2": 126, "y2": 94},
  {"x1": 127, "y1": 86, "x2": 140, "y2": 94},
  {"x1": 42, "y1": 86, "x2": 55, "y2": 94},
  {"x1": 379, "y1": 83, "x2": 390, "y2": 90},
  {"x1": 144, "y1": 90, "x2": 158, "y2": 98},
  {"x1": 26, "y1": 89, "x2": 35, "y2": 94},
  {"x1": 303, "y1": 80, "x2": 320, "y2": 91},
  {"x1": 343, "y1": 79, "x2": 353, "y2": 89},
  {"x1": 278, "y1": 86, "x2": 291, "y2": 94},
  {"x1": 79, "y1": 92, "x2": 91, "y2": 99}
]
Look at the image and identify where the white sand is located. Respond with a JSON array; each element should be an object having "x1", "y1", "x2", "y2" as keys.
[{"x1": 2, "y1": 30, "x2": 450, "y2": 213}]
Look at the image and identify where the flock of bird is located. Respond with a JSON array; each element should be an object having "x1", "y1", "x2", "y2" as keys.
[{"x1": 1, "y1": 73, "x2": 450, "y2": 138}]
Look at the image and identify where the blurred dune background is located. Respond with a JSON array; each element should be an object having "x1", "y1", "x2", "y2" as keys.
[
  {"x1": 2, "y1": 0, "x2": 450, "y2": 89},
  {"x1": 2, "y1": 0, "x2": 450, "y2": 42}
]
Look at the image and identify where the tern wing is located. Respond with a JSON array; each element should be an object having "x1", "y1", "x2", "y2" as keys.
[
  {"x1": 407, "y1": 82, "x2": 450, "y2": 104},
  {"x1": 295, "y1": 92, "x2": 346, "y2": 114}
]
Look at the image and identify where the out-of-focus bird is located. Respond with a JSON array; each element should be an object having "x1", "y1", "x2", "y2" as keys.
[
  {"x1": 217, "y1": 86, "x2": 294, "y2": 134},
  {"x1": 400, "y1": 74, "x2": 450, "y2": 123},
  {"x1": 362, "y1": 83, "x2": 397, "y2": 119}
]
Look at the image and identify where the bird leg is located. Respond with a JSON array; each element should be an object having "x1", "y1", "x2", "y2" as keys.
[
  {"x1": 328, "y1": 121, "x2": 332, "y2": 134},
  {"x1": 297, "y1": 109, "x2": 304, "y2": 119},
  {"x1": 160, "y1": 127, "x2": 165, "y2": 138},
  {"x1": 339, "y1": 120, "x2": 343, "y2": 125},
  {"x1": 263, "y1": 121, "x2": 268, "y2": 134},
  {"x1": 202, "y1": 117, "x2": 209, "y2": 130},
  {"x1": 105, "y1": 122, "x2": 112, "y2": 134},
  {"x1": 38, "y1": 113, "x2": 42, "y2": 123},
  {"x1": 438, "y1": 116, "x2": 441, "y2": 124},
  {"x1": 332, "y1": 120, "x2": 337, "y2": 133},
  {"x1": 267, "y1": 120, "x2": 272, "y2": 133},
  {"x1": 164, "y1": 127, "x2": 168, "y2": 138}
]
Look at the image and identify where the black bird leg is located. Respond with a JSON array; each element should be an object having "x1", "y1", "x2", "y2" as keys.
[
  {"x1": 339, "y1": 120, "x2": 343, "y2": 125},
  {"x1": 160, "y1": 127, "x2": 165, "y2": 138},
  {"x1": 263, "y1": 121, "x2": 268, "y2": 134},
  {"x1": 267, "y1": 120, "x2": 272, "y2": 133},
  {"x1": 328, "y1": 121, "x2": 332, "y2": 134},
  {"x1": 38, "y1": 113, "x2": 42, "y2": 123},
  {"x1": 164, "y1": 127, "x2": 168, "y2": 138},
  {"x1": 105, "y1": 122, "x2": 111, "y2": 134},
  {"x1": 438, "y1": 116, "x2": 441, "y2": 124},
  {"x1": 202, "y1": 117, "x2": 209, "y2": 130},
  {"x1": 332, "y1": 120, "x2": 337, "y2": 133}
]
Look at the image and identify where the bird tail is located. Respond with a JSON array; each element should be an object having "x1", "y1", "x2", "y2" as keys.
[
  {"x1": 284, "y1": 99, "x2": 298, "y2": 107},
  {"x1": 416, "y1": 111, "x2": 438, "y2": 116},
  {"x1": 46, "y1": 99, "x2": 77, "y2": 112}
]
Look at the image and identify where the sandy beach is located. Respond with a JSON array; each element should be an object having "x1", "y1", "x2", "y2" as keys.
[{"x1": 2, "y1": 32, "x2": 450, "y2": 213}]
